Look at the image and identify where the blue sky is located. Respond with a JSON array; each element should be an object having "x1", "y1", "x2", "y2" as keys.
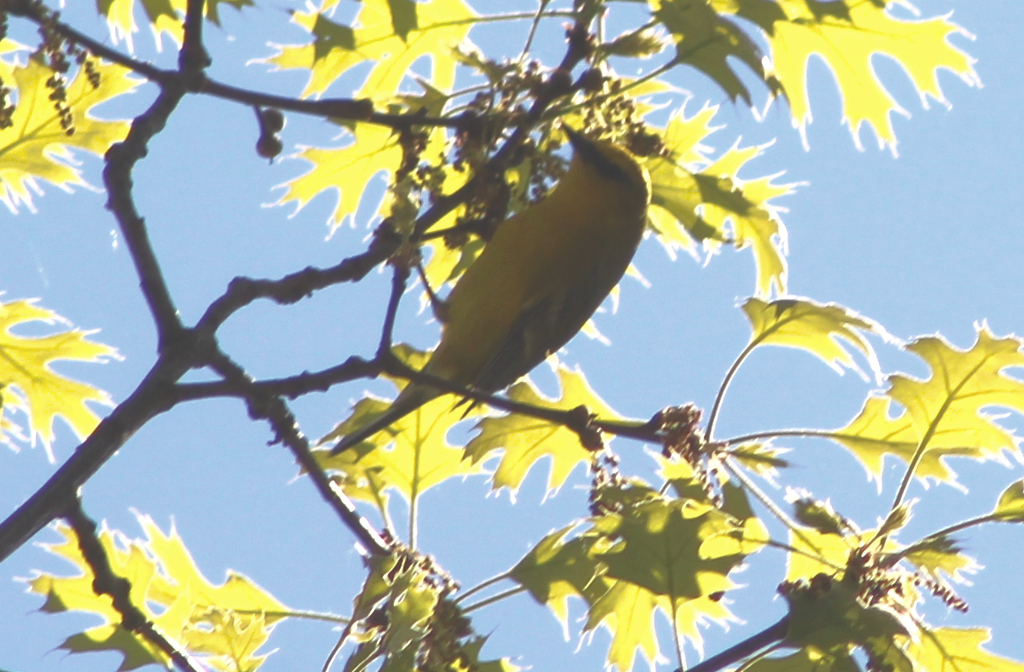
[{"x1": 2, "y1": 2, "x2": 1024, "y2": 671}]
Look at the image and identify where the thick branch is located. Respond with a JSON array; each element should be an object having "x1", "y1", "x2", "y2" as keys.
[
  {"x1": 0, "y1": 364, "x2": 183, "y2": 563},
  {"x1": 179, "y1": 0, "x2": 211, "y2": 75},
  {"x1": 681, "y1": 617, "x2": 788, "y2": 672},
  {"x1": 103, "y1": 92, "x2": 188, "y2": 350}
]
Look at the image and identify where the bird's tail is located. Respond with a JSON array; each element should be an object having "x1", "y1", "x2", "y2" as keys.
[{"x1": 329, "y1": 384, "x2": 439, "y2": 455}]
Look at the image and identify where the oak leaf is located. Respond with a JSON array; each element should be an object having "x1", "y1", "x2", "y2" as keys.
[
  {"x1": 0, "y1": 56, "x2": 138, "y2": 213},
  {"x1": 0, "y1": 299, "x2": 117, "y2": 460},
  {"x1": 26, "y1": 513, "x2": 286, "y2": 672},
  {"x1": 832, "y1": 326, "x2": 1024, "y2": 485}
]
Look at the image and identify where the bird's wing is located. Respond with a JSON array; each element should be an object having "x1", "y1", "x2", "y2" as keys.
[{"x1": 471, "y1": 257, "x2": 624, "y2": 393}]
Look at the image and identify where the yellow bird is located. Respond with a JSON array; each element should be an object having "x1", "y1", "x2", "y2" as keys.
[{"x1": 332, "y1": 128, "x2": 651, "y2": 454}]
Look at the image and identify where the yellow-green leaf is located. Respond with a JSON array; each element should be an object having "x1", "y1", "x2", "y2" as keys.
[
  {"x1": 907, "y1": 627, "x2": 1024, "y2": 672},
  {"x1": 277, "y1": 122, "x2": 400, "y2": 232},
  {"x1": 743, "y1": 647, "x2": 861, "y2": 672},
  {"x1": 511, "y1": 478, "x2": 758, "y2": 671},
  {"x1": 898, "y1": 536, "x2": 977, "y2": 583},
  {"x1": 593, "y1": 497, "x2": 745, "y2": 599},
  {"x1": 586, "y1": 493, "x2": 744, "y2": 670},
  {"x1": 97, "y1": 0, "x2": 252, "y2": 48},
  {"x1": 832, "y1": 326, "x2": 1024, "y2": 485},
  {"x1": 318, "y1": 346, "x2": 486, "y2": 511},
  {"x1": 786, "y1": 527, "x2": 854, "y2": 583},
  {"x1": 265, "y1": 0, "x2": 476, "y2": 100},
  {"x1": 318, "y1": 391, "x2": 485, "y2": 507},
  {"x1": 0, "y1": 57, "x2": 138, "y2": 213},
  {"x1": 509, "y1": 524, "x2": 604, "y2": 629},
  {"x1": 464, "y1": 365, "x2": 623, "y2": 496},
  {"x1": 741, "y1": 298, "x2": 888, "y2": 379},
  {"x1": 726, "y1": 442, "x2": 789, "y2": 476},
  {"x1": 717, "y1": 0, "x2": 978, "y2": 152},
  {"x1": 650, "y1": 0, "x2": 782, "y2": 106},
  {"x1": 783, "y1": 577, "x2": 911, "y2": 659},
  {"x1": 0, "y1": 299, "x2": 118, "y2": 460},
  {"x1": 646, "y1": 111, "x2": 796, "y2": 296},
  {"x1": 992, "y1": 479, "x2": 1024, "y2": 522},
  {"x1": 27, "y1": 513, "x2": 286, "y2": 672},
  {"x1": 702, "y1": 142, "x2": 795, "y2": 296}
]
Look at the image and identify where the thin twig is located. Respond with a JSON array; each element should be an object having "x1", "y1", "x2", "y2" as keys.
[
  {"x1": 205, "y1": 350, "x2": 392, "y2": 557},
  {"x1": 460, "y1": 586, "x2": 528, "y2": 614},
  {"x1": 379, "y1": 264, "x2": 411, "y2": 358},
  {"x1": 174, "y1": 357, "x2": 381, "y2": 402},
  {"x1": 103, "y1": 91, "x2": 189, "y2": 350},
  {"x1": 64, "y1": 498, "x2": 208, "y2": 672},
  {"x1": 195, "y1": 237, "x2": 399, "y2": 335}
]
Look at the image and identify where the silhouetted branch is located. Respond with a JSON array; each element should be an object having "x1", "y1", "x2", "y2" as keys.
[{"x1": 64, "y1": 499, "x2": 209, "y2": 672}]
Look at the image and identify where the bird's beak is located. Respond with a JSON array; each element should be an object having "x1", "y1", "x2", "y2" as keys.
[{"x1": 563, "y1": 126, "x2": 589, "y2": 153}]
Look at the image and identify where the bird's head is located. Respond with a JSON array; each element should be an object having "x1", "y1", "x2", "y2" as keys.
[{"x1": 563, "y1": 127, "x2": 652, "y2": 215}]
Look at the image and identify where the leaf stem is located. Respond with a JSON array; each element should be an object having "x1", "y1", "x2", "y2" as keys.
[
  {"x1": 519, "y1": 0, "x2": 552, "y2": 62},
  {"x1": 671, "y1": 596, "x2": 685, "y2": 671},
  {"x1": 455, "y1": 571, "x2": 513, "y2": 604},
  {"x1": 723, "y1": 458, "x2": 823, "y2": 557},
  {"x1": 706, "y1": 339, "x2": 759, "y2": 440},
  {"x1": 232, "y1": 608, "x2": 350, "y2": 624},
  {"x1": 461, "y1": 586, "x2": 528, "y2": 613},
  {"x1": 720, "y1": 428, "x2": 838, "y2": 447}
]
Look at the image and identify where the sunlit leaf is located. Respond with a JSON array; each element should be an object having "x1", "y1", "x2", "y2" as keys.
[
  {"x1": 898, "y1": 535, "x2": 977, "y2": 583},
  {"x1": 907, "y1": 627, "x2": 1024, "y2": 672},
  {"x1": 715, "y1": 0, "x2": 979, "y2": 152},
  {"x1": 509, "y1": 524, "x2": 604, "y2": 630},
  {"x1": 26, "y1": 513, "x2": 286, "y2": 672},
  {"x1": 741, "y1": 298, "x2": 888, "y2": 380},
  {"x1": 0, "y1": 299, "x2": 118, "y2": 461},
  {"x1": 511, "y1": 479, "x2": 761, "y2": 671},
  {"x1": 992, "y1": 479, "x2": 1024, "y2": 522},
  {"x1": 0, "y1": 56, "x2": 138, "y2": 213},
  {"x1": 265, "y1": 0, "x2": 477, "y2": 100},
  {"x1": 727, "y1": 442, "x2": 789, "y2": 476},
  {"x1": 465, "y1": 365, "x2": 622, "y2": 496},
  {"x1": 646, "y1": 109, "x2": 795, "y2": 296},
  {"x1": 781, "y1": 576, "x2": 914, "y2": 672},
  {"x1": 743, "y1": 647, "x2": 861, "y2": 672},
  {"x1": 786, "y1": 527, "x2": 853, "y2": 583},
  {"x1": 650, "y1": 0, "x2": 782, "y2": 106},
  {"x1": 277, "y1": 122, "x2": 401, "y2": 231},
  {"x1": 832, "y1": 326, "x2": 1024, "y2": 485},
  {"x1": 96, "y1": 0, "x2": 252, "y2": 49},
  {"x1": 317, "y1": 345, "x2": 486, "y2": 511}
]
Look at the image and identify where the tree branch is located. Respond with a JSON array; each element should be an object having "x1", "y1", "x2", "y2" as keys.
[
  {"x1": 195, "y1": 232, "x2": 400, "y2": 336},
  {"x1": 0, "y1": 361, "x2": 185, "y2": 563},
  {"x1": 204, "y1": 350, "x2": 392, "y2": 557},
  {"x1": 680, "y1": 617, "x2": 788, "y2": 672},
  {"x1": 378, "y1": 263, "x2": 411, "y2": 358},
  {"x1": 179, "y1": 0, "x2": 211, "y2": 75},
  {"x1": 64, "y1": 499, "x2": 209, "y2": 672},
  {"x1": 103, "y1": 88, "x2": 188, "y2": 352}
]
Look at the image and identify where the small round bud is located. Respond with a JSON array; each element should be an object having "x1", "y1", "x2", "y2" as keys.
[
  {"x1": 256, "y1": 134, "x2": 283, "y2": 162},
  {"x1": 578, "y1": 68, "x2": 604, "y2": 94},
  {"x1": 259, "y1": 107, "x2": 286, "y2": 134}
]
